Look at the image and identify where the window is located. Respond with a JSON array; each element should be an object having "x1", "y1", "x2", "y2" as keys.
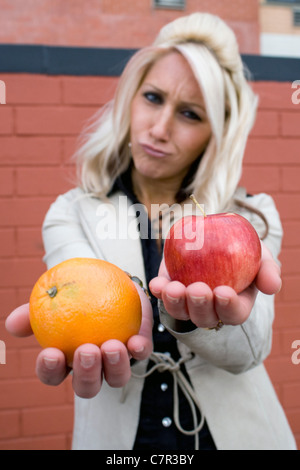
[
  {"x1": 293, "y1": 6, "x2": 300, "y2": 24},
  {"x1": 153, "y1": 0, "x2": 185, "y2": 9},
  {"x1": 266, "y1": 0, "x2": 300, "y2": 3}
]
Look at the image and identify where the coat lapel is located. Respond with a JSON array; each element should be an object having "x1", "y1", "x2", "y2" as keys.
[{"x1": 77, "y1": 191, "x2": 147, "y2": 285}]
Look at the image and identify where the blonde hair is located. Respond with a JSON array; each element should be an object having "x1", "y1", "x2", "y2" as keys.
[{"x1": 75, "y1": 12, "x2": 258, "y2": 213}]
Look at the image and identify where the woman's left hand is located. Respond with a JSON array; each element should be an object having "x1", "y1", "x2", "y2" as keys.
[{"x1": 149, "y1": 242, "x2": 282, "y2": 330}]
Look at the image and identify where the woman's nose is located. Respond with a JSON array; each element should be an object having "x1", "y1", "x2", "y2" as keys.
[{"x1": 149, "y1": 108, "x2": 173, "y2": 142}]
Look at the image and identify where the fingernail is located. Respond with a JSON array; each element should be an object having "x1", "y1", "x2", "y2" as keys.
[
  {"x1": 43, "y1": 357, "x2": 58, "y2": 370},
  {"x1": 215, "y1": 295, "x2": 230, "y2": 306},
  {"x1": 79, "y1": 352, "x2": 96, "y2": 369},
  {"x1": 166, "y1": 294, "x2": 180, "y2": 304},
  {"x1": 190, "y1": 295, "x2": 207, "y2": 306},
  {"x1": 133, "y1": 345, "x2": 144, "y2": 354},
  {"x1": 105, "y1": 351, "x2": 120, "y2": 365}
]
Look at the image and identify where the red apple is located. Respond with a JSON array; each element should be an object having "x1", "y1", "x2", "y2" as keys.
[{"x1": 164, "y1": 212, "x2": 261, "y2": 294}]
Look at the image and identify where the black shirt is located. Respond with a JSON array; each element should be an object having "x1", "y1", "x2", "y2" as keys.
[{"x1": 111, "y1": 168, "x2": 216, "y2": 450}]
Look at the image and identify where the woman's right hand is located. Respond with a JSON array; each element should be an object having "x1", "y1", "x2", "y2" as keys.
[{"x1": 5, "y1": 285, "x2": 153, "y2": 399}]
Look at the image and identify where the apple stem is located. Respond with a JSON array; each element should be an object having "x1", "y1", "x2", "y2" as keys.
[{"x1": 189, "y1": 194, "x2": 207, "y2": 217}]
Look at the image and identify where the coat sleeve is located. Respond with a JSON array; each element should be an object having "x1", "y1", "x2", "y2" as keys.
[
  {"x1": 159, "y1": 193, "x2": 283, "y2": 374},
  {"x1": 42, "y1": 188, "x2": 99, "y2": 269}
]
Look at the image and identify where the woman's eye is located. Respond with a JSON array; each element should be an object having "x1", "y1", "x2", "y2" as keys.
[
  {"x1": 143, "y1": 92, "x2": 162, "y2": 104},
  {"x1": 181, "y1": 109, "x2": 201, "y2": 121}
]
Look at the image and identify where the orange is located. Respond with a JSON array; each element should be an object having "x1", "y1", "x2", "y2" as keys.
[{"x1": 29, "y1": 257, "x2": 142, "y2": 365}]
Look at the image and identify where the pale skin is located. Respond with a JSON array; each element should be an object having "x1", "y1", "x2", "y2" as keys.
[{"x1": 6, "y1": 51, "x2": 282, "y2": 398}]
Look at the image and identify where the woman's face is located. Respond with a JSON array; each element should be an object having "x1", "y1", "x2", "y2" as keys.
[{"x1": 130, "y1": 51, "x2": 212, "y2": 185}]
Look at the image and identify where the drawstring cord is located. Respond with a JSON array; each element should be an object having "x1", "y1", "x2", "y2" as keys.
[{"x1": 129, "y1": 351, "x2": 205, "y2": 450}]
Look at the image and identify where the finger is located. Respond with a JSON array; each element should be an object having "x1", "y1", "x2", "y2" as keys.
[
  {"x1": 214, "y1": 284, "x2": 258, "y2": 325},
  {"x1": 72, "y1": 344, "x2": 102, "y2": 399},
  {"x1": 127, "y1": 334, "x2": 153, "y2": 361},
  {"x1": 161, "y1": 281, "x2": 189, "y2": 321},
  {"x1": 101, "y1": 340, "x2": 131, "y2": 388},
  {"x1": 186, "y1": 282, "x2": 218, "y2": 328},
  {"x1": 5, "y1": 303, "x2": 33, "y2": 337},
  {"x1": 255, "y1": 245, "x2": 281, "y2": 295},
  {"x1": 149, "y1": 276, "x2": 169, "y2": 300},
  {"x1": 36, "y1": 347, "x2": 69, "y2": 386}
]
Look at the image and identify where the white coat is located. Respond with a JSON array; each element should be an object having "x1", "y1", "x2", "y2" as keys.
[{"x1": 42, "y1": 186, "x2": 296, "y2": 450}]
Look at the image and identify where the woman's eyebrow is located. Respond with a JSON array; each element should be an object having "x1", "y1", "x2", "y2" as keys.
[{"x1": 142, "y1": 83, "x2": 206, "y2": 111}]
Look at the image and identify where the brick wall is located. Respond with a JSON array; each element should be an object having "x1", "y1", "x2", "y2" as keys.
[
  {"x1": 0, "y1": 73, "x2": 300, "y2": 449},
  {"x1": 0, "y1": 0, "x2": 259, "y2": 53}
]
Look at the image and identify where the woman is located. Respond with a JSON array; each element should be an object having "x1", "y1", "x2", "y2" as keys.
[{"x1": 6, "y1": 13, "x2": 296, "y2": 450}]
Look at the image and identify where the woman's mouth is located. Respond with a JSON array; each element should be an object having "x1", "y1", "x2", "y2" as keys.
[{"x1": 140, "y1": 143, "x2": 170, "y2": 158}]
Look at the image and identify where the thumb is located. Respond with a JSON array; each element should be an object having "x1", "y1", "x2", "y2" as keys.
[{"x1": 5, "y1": 303, "x2": 33, "y2": 337}]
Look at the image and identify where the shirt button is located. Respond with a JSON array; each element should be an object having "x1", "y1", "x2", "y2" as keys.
[
  {"x1": 162, "y1": 417, "x2": 172, "y2": 428},
  {"x1": 158, "y1": 323, "x2": 165, "y2": 333},
  {"x1": 160, "y1": 383, "x2": 168, "y2": 392}
]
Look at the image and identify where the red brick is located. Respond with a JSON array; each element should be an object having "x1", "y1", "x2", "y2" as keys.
[
  {"x1": 282, "y1": 221, "x2": 300, "y2": 247},
  {"x1": 0, "y1": 378, "x2": 67, "y2": 409},
  {"x1": 0, "y1": 136, "x2": 62, "y2": 165},
  {"x1": 0, "y1": 258, "x2": 44, "y2": 288},
  {"x1": 0, "y1": 168, "x2": 14, "y2": 195},
  {"x1": 265, "y1": 356, "x2": 299, "y2": 384},
  {"x1": 62, "y1": 76, "x2": 118, "y2": 105},
  {"x1": 15, "y1": 106, "x2": 97, "y2": 135},
  {"x1": 19, "y1": 348, "x2": 42, "y2": 378},
  {"x1": 0, "y1": 435, "x2": 68, "y2": 450},
  {"x1": 16, "y1": 167, "x2": 74, "y2": 196},
  {"x1": 273, "y1": 194, "x2": 300, "y2": 221},
  {"x1": 16, "y1": 287, "x2": 33, "y2": 306},
  {"x1": 62, "y1": 137, "x2": 79, "y2": 163},
  {"x1": 0, "y1": 350, "x2": 19, "y2": 379},
  {"x1": 250, "y1": 111, "x2": 279, "y2": 137},
  {"x1": 244, "y1": 138, "x2": 300, "y2": 166},
  {"x1": 240, "y1": 165, "x2": 280, "y2": 193},
  {"x1": 22, "y1": 405, "x2": 73, "y2": 436},
  {"x1": 0, "y1": 197, "x2": 53, "y2": 226},
  {"x1": 0, "y1": 228, "x2": 15, "y2": 257},
  {"x1": 280, "y1": 249, "x2": 300, "y2": 275},
  {"x1": 253, "y1": 82, "x2": 296, "y2": 111},
  {"x1": 280, "y1": 276, "x2": 300, "y2": 302},
  {"x1": 0, "y1": 410, "x2": 20, "y2": 439},
  {"x1": 1, "y1": 74, "x2": 61, "y2": 105},
  {"x1": 0, "y1": 320, "x2": 38, "y2": 350},
  {"x1": 281, "y1": 112, "x2": 300, "y2": 137},
  {"x1": 283, "y1": 330, "x2": 300, "y2": 357},
  {"x1": 0, "y1": 289, "x2": 18, "y2": 320},
  {"x1": 275, "y1": 303, "x2": 300, "y2": 328},
  {"x1": 283, "y1": 382, "x2": 300, "y2": 408},
  {"x1": 0, "y1": 106, "x2": 13, "y2": 134},
  {"x1": 16, "y1": 227, "x2": 44, "y2": 257},
  {"x1": 270, "y1": 330, "x2": 281, "y2": 356},
  {"x1": 282, "y1": 167, "x2": 300, "y2": 192}
]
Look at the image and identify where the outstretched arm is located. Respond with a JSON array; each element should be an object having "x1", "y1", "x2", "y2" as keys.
[
  {"x1": 149, "y1": 242, "x2": 281, "y2": 330},
  {"x1": 6, "y1": 284, "x2": 153, "y2": 398}
]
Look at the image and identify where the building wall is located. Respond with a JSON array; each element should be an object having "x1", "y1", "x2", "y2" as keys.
[
  {"x1": 0, "y1": 67, "x2": 299, "y2": 450},
  {"x1": 259, "y1": 1, "x2": 300, "y2": 57},
  {"x1": 0, "y1": 0, "x2": 260, "y2": 53},
  {"x1": 0, "y1": 0, "x2": 300, "y2": 451}
]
